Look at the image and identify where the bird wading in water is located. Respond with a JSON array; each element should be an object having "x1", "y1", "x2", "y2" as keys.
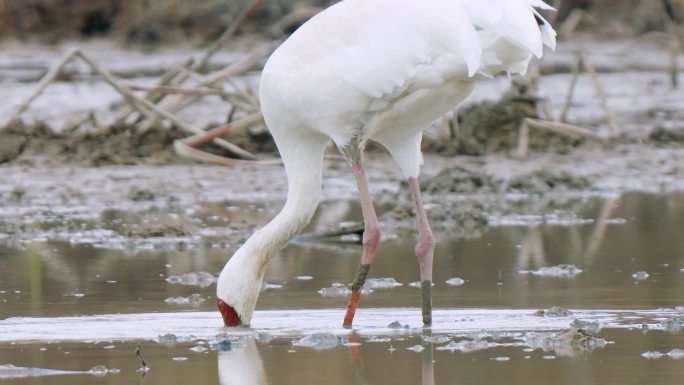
[{"x1": 217, "y1": 0, "x2": 557, "y2": 328}]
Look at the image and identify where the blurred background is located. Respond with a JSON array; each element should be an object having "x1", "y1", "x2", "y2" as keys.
[{"x1": 0, "y1": 0, "x2": 680, "y2": 44}]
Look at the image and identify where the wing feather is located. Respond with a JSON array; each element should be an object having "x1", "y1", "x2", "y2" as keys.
[{"x1": 271, "y1": 0, "x2": 481, "y2": 101}]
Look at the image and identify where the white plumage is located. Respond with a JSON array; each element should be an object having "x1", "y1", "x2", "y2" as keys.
[{"x1": 217, "y1": 0, "x2": 556, "y2": 327}]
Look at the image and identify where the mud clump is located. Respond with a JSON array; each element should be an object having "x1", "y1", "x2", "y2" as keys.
[
  {"x1": 506, "y1": 170, "x2": 592, "y2": 194},
  {"x1": 424, "y1": 86, "x2": 582, "y2": 156},
  {"x1": 421, "y1": 167, "x2": 592, "y2": 195},
  {"x1": 0, "y1": 122, "x2": 277, "y2": 166},
  {"x1": 421, "y1": 166, "x2": 501, "y2": 195},
  {"x1": 2, "y1": 123, "x2": 189, "y2": 166},
  {"x1": 649, "y1": 126, "x2": 684, "y2": 147},
  {"x1": 0, "y1": 134, "x2": 28, "y2": 164},
  {"x1": 384, "y1": 199, "x2": 489, "y2": 240}
]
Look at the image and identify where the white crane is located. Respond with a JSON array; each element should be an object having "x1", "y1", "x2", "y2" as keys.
[{"x1": 217, "y1": 0, "x2": 556, "y2": 328}]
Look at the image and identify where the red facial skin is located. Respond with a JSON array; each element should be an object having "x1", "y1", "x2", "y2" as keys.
[{"x1": 217, "y1": 298, "x2": 242, "y2": 327}]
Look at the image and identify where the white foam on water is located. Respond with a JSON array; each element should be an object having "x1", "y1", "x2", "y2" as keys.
[{"x1": 0, "y1": 308, "x2": 679, "y2": 343}]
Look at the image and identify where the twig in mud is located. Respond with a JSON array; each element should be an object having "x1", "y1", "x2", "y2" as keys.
[
  {"x1": 193, "y1": 0, "x2": 263, "y2": 72},
  {"x1": 74, "y1": 50, "x2": 261, "y2": 160},
  {"x1": 578, "y1": 51, "x2": 622, "y2": 137},
  {"x1": 135, "y1": 346, "x2": 149, "y2": 375},
  {"x1": 181, "y1": 112, "x2": 264, "y2": 147},
  {"x1": 513, "y1": 118, "x2": 600, "y2": 159},
  {"x1": 223, "y1": 77, "x2": 260, "y2": 110},
  {"x1": 174, "y1": 140, "x2": 281, "y2": 167},
  {"x1": 123, "y1": 84, "x2": 236, "y2": 97},
  {"x1": 558, "y1": 55, "x2": 582, "y2": 123},
  {"x1": 661, "y1": 0, "x2": 682, "y2": 89},
  {"x1": 269, "y1": 6, "x2": 322, "y2": 36},
  {"x1": 138, "y1": 43, "x2": 276, "y2": 132},
  {"x1": 1, "y1": 48, "x2": 261, "y2": 161},
  {"x1": 0, "y1": 48, "x2": 80, "y2": 130},
  {"x1": 174, "y1": 112, "x2": 283, "y2": 166},
  {"x1": 114, "y1": 58, "x2": 194, "y2": 126}
]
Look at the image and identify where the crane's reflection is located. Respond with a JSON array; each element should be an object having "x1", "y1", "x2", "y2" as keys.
[
  {"x1": 217, "y1": 338, "x2": 268, "y2": 385},
  {"x1": 216, "y1": 331, "x2": 436, "y2": 385}
]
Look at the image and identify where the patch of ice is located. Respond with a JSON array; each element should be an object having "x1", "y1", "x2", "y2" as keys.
[
  {"x1": 364, "y1": 278, "x2": 403, "y2": 289},
  {"x1": 164, "y1": 294, "x2": 205, "y2": 306},
  {"x1": 632, "y1": 271, "x2": 650, "y2": 280},
  {"x1": 261, "y1": 282, "x2": 283, "y2": 291},
  {"x1": 366, "y1": 336, "x2": 391, "y2": 343},
  {"x1": 88, "y1": 366, "x2": 119, "y2": 376},
  {"x1": 318, "y1": 283, "x2": 372, "y2": 297},
  {"x1": 0, "y1": 364, "x2": 118, "y2": 379},
  {"x1": 172, "y1": 357, "x2": 188, "y2": 361},
  {"x1": 445, "y1": 278, "x2": 465, "y2": 286},
  {"x1": 406, "y1": 345, "x2": 424, "y2": 352},
  {"x1": 491, "y1": 356, "x2": 510, "y2": 361},
  {"x1": 296, "y1": 276, "x2": 313, "y2": 281},
  {"x1": 189, "y1": 345, "x2": 207, "y2": 353},
  {"x1": 292, "y1": 333, "x2": 339, "y2": 350},
  {"x1": 165, "y1": 272, "x2": 216, "y2": 288},
  {"x1": 530, "y1": 264, "x2": 583, "y2": 278},
  {"x1": 641, "y1": 351, "x2": 664, "y2": 359},
  {"x1": 409, "y1": 281, "x2": 434, "y2": 288},
  {"x1": 436, "y1": 339, "x2": 493, "y2": 353},
  {"x1": 423, "y1": 335, "x2": 451, "y2": 344}
]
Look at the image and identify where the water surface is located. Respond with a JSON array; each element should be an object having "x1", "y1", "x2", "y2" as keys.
[{"x1": 1, "y1": 192, "x2": 684, "y2": 384}]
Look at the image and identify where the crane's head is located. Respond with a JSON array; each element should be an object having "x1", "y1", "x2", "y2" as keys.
[
  {"x1": 216, "y1": 245, "x2": 266, "y2": 327},
  {"x1": 217, "y1": 298, "x2": 242, "y2": 327}
]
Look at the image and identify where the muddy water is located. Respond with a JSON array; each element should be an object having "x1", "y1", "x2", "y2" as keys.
[{"x1": 1, "y1": 192, "x2": 684, "y2": 384}]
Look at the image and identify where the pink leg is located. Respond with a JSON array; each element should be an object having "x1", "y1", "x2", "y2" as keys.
[
  {"x1": 343, "y1": 162, "x2": 381, "y2": 327},
  {"x1": 408, "y1": 177, "x2": 435, "y2": 326}
]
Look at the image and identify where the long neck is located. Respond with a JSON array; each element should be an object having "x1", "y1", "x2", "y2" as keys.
[
  {"x1": 239, "y1": 134, "x2": 328, "y2": 270},
  {"x1": 217, "y1": 131, "x2": 329, "y2": 324}
]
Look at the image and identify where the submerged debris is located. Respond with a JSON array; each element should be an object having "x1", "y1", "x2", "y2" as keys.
[
  {"x1": 534, "y1": 306, "x2": 573, "y2": 318},
  {"x1": 292, "y1": 333, "x2": 340, "y2": 350},
  {"x1": 387, "y1": 321, "x2": 410, "y2": 329},
  {"x1": 660, "y1": 318, "x2": 684, "y2": 332},
  {"x1": 165, "y1": 272, "x2": 217, "y2": 288},
  {"x1": 570, "y1": 319, "x2": 602, "y2": 333},
  {"x1": 525, "y1": 329, "x2": 608, "y2": 357}
]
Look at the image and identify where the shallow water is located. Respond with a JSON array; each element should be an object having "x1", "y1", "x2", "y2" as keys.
[{"x1": 1, "y1": 192, "x2": 684, "y2": 384}]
